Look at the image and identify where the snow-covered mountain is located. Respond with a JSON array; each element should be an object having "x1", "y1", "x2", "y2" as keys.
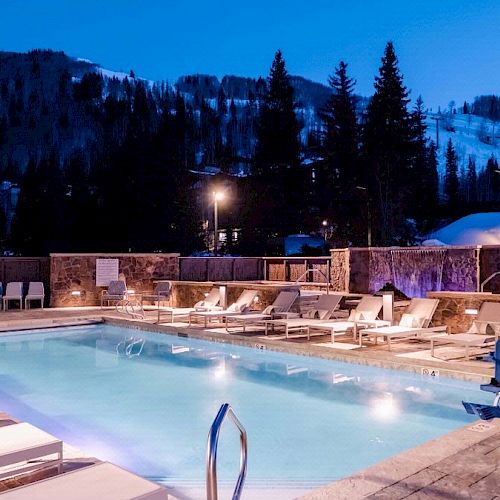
[{"x1": 425, "y1": 112, "x2": 499, "y2": 174}]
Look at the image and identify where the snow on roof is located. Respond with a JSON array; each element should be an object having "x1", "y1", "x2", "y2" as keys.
[{"x1": 427, "y1": 213, "x2": 500, "y2": 245}]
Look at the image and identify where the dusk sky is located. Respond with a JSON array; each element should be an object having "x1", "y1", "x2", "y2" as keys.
[{"x1": 1, "y1": 0, "x2": 498, "y2": 108}]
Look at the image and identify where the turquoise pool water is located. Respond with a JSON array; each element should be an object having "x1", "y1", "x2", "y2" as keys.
[{"x1": 0, "y1": 324, "x2": 490, "y2": 498}]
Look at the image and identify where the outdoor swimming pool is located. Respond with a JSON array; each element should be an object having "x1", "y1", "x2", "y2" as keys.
[{"x1": 0, "y1": 324, "x2": 490, "y2": 499}]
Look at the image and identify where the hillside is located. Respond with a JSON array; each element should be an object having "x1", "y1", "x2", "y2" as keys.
[{"x1": 425, "y1": 112, "x2": 499, "y2": 174}]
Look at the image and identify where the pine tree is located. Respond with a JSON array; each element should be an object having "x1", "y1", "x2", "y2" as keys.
[
  {"x1": 251, "y1": 50, "x2": 303, "y2": 239},
  {"x1": 466, "y1": 156, "x2": 477, "y2": 203},
  {"x1": 320, "y1": 60, "x2": 359, "y2": 244},
  {"x1": 254, "y1": 50, "x2": 301, "y2": 174},
  {"x1": 485, "y1": 154, "x2": 499, "y2": 201},
  {"x1": 362, "y1": 41, "x2": 412, "y2": 244},
  {"x1": 410, "y1": 97, "x2": 438, "y2": 232},
  {"x1": 444, "y1": 139, "x2": 459, "y2": 208}
]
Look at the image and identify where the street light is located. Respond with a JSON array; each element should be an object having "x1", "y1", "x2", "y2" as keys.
[
  {"x1": 356, "y1": 186, "x2": 372, "y2": 247},
  {"x1": 322, "y1": 219, "x2": 328, "y2": 242},
  {"x1": 213, "y1": 191, "x2": 224, "y2": 256}
]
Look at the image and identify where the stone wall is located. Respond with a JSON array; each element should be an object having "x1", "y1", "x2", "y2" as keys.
[
  {"x1": 345, "y1": 246, "x2": 479, "y2": 297},
  {"x1": 480, "y1": 246, "x2": 500, "y2": 293},
  {"x1": 428, "y1": 291, "x2": 500, "y2": 333},
  {"x1": 330, "y1": 249, "x2": 349, "y2": 292},
  {"x1": 50, "y1": 253, "x2": 179, "y2": 307}
]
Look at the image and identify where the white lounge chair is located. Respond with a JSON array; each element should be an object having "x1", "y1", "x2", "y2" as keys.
[
  {"x1": 359, "y1": 298, "x2": 446, "y2": 350},
  {"x1": 264, "y1": 294, "x2": 343, "y2": 338},
  {"x1": 225, "y1": 289, "x2": 300, "y2": 332},
  {"x1": 430, "y1": 301, "x2": 500, "y2": 360},
  {"x1": 101, "y1": 280, "x2": 127, "y2": 308},
  {"x1": 158, "y1": 287, "x2": 221, "y2": 323},
  {"x1": 0, "y1": 422, "x2": 62, "y2": 480},
  {"x1": 2, "y1": 282, "x2": 23, "y2": 311},
  {"x1": 25, "y1": 282, "x2": 45, "y2": 309},
  {"x1": 189, "y1": 289, "x2": 258, "y2": 328},
  {"x1": 307, "y1": 295, "x2": 384, "y2": 343},
  {"x1": 0, "y1": 462, "x2": 168, "y2": 499}
]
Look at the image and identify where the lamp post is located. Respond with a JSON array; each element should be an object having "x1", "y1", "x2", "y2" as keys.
[
  {"x1": 356, "y1": 186, "x2": 372, "y2": 247},
  {"x1": 213, "y1": 191, "x2": 224, "y2": 256},
  {"x1": 322, "y1": 219, "x2": 328, "y2": 242}
]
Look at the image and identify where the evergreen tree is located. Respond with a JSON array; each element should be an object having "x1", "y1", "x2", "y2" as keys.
[
  {"x1": 362, "y1": 41, "x2": 412, "y2": 244},
  {"x1": 251, "y1": 50, "x2": 303, "y2": 240},
  {"x1": 11, "y1": 154, "x2": 67, "y2": 254},
  {"x1": 465, "y1": 156, "x2": 477, "y2": 203},
  {"x1": 444, "y1": 139, "x2": 459, "y2": 208},
  {"x1": 485, "y1": 154, "x2": 499, "y2": 201},
  {"x1": 254, "y1": 50, "x2": 301, "y2": 173},
  {"x1": 410, "y1": 97, "x2": 438, "y2": 232},
  {"x1": 320, "y1": 60, "x2": 360, "y2": 244}
]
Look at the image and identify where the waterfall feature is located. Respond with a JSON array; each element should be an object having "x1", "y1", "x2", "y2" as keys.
[{"x1": 390, "y1": 249, "x2": 447, "y2": 298}]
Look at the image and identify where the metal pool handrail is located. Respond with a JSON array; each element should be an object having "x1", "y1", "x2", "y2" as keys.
[
  {"x1": 294, "y1": 268, "x2": 331, "y2": 294},
  {"x1": 481, "y1": 271, "x2": 500, "y2": 292},
  {"x1": 206, "y1": 403, "x2": 248, "y2": 500}
]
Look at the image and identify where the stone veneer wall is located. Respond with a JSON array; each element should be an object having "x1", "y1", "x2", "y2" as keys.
[
  {"x1": 330, "y1": 249, "x2": 349, "y2": 292},
  {"x1": 480, "y1": 246, "x2": 500, "y2": 293},
  {"x1": 344, "y1": 247, "x2": 479, "y2": 296},
  {"x1": 50, "y1": 253, "x2": 179, "y2": 307},
  {"x1": 428, "y1": 291, "x2": 500, "y2": 333}
]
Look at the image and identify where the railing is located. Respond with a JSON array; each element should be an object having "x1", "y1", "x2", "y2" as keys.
[
  {"x1": 481, "y1": 271, "x2": 500, "y2": 292},
  {"x1": 206, "y1": 403, "x2": 248, "y2": 500},
  {"x1": 294, "y1": 268, "x2": 331, "y2": 294}
]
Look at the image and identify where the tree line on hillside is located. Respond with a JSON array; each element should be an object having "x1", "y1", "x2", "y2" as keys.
[{"x1": 0, "y1": 45, "x2": 498, "y2": 255}]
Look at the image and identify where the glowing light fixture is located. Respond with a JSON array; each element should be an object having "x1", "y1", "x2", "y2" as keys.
[
  {"x1": 70, "y1": 290, "x2": 81, "y2": 296},
  {"x1": 465, "y1": 308, "x2": 478, "y2": 315}
]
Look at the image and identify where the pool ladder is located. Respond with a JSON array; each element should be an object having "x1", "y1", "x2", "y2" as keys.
[{"x1": 206, "y1": 403, "x2": 248, "y2": 500}]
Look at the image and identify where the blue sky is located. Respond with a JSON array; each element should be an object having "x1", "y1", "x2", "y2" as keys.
[{"x1": 0, "y1": 0, "x2": 498, "y2": 108}]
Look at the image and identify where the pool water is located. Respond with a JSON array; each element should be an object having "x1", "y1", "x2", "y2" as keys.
[{"x1": 0, "y1": 324, "x2": 490, "y2": 498}]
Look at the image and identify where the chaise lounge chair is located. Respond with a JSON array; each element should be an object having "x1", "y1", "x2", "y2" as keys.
[
  {"x1": 0, "y1": 422, "x2": 62, "y2": 480},
  {"x1": 0, "y1": 462, "x2": 168, "y2": 499},
  {"x1": 307, "y1": 295, "x2": 384, "y2": 343},
  {"x1": 189, "y1": 289, "x2": 258, "y2": 328},
  {"x1": 264, "y1": 294, "x2": 343, "y2": 339},
  {"x1": 158, "y1": 287, "x2": 221, "y2": 323},
  {"x1": 359, "y1": 298, "x2": 446, "y2": 350},
  {"x1": 2, "y1": 282, "x2": 23, "y2": 311},
  {"x1": 430, "y1": 301, "x2": 500, "y2": 360},
  {"x1": 25, "y1": 281, "x2": 45, "y2": 309},
  {"x1": 224, "y1": 289, "x2": 300, "y2": 332}
]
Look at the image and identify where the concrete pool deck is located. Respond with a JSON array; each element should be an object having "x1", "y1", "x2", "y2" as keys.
[{"x1": 1, "y1": 307, "x2": 500, "y2": 498}]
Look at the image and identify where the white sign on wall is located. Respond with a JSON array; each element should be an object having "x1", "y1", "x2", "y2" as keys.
[{"x1": 96, "y1": 258, "x2": 119, "y2": 286}]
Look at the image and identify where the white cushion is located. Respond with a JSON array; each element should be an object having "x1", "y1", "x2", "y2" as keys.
[
  {"x1": 399, "y1": 314, "x2": 425, "y2": 328},
  {"x1": 263, "y1": 305, "x2": 276, "y2": 315}
]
